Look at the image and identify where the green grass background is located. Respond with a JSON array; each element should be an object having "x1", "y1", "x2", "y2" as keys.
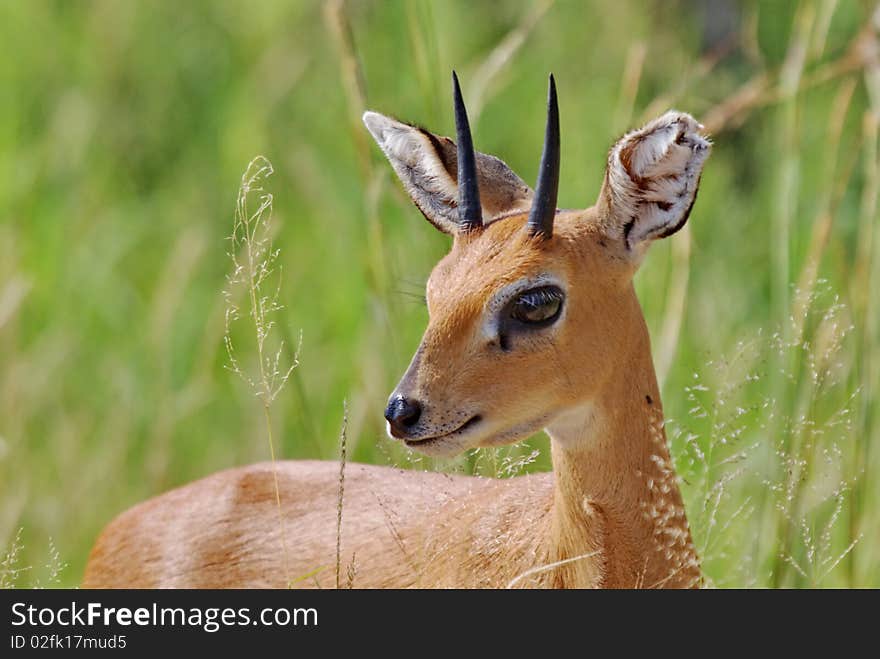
[{"x1": 1, "y1": 0, "x2": 878, "y2": 587}]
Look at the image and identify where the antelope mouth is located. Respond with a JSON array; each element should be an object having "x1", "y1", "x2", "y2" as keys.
[{"x1": 403, "y1": 414, "x2": 482, "y2": 449}]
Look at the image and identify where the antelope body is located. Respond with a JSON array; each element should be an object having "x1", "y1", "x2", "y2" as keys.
[{"x1": 84, "y1": 75, "x2": 710, "y2": 589}]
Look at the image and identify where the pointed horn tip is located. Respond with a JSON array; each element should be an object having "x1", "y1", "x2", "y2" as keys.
[{"x1": 451, "y1": 72, "x2": 466, "y2": 110}]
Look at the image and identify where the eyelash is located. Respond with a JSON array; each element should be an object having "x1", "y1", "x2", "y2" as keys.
[
  {"x1": 514, "y1": 288, "x2": 564, "y2": 313},
  {"x1": 496, "y1": 285, "x2": 565, "y2": 351}
]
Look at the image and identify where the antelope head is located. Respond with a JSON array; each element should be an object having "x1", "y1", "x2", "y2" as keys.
[{"x1": 364, "y1": 73, "x2": 710, "y2": 457}]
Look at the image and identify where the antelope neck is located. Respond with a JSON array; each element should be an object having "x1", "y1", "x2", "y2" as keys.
[{"x1": 543, "y1": 313, "x2": 696, "y2": 587}]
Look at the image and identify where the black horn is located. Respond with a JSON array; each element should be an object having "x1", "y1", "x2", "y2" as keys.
[
  {"x1": 452, "y1": 71, "x2": 482, "y2": 231},
  {"x1": 526, "y1": 74, "x2": 560, "y2": 239}
]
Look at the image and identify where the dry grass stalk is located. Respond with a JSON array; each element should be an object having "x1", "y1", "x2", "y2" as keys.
[
  {"x1": 335, "y1": 400, "x2": 349, "y2": 590},
  {"x1": 224, "y1": 156, "x2": 300, "y2": 588}
]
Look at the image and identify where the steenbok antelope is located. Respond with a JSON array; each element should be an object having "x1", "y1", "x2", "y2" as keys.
[{"x1": 84, "y1": 73, "x2": 710, "y2": 589}]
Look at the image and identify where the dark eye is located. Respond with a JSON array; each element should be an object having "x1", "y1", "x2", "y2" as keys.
[{"x1": 510, "y1": 286, "x2": 564, "y2": 326}]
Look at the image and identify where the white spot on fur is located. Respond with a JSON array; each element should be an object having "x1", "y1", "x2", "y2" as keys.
[{"x1": 546, "y1": 402, "x2": 599, "y2": 449}]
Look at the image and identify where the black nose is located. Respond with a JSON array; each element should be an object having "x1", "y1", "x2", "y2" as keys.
[{"x1": 384, "y1": 396, "x2": 422, "y2": 436}]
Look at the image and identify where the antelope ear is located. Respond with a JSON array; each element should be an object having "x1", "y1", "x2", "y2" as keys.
[
  {"x1": 596, "y1": 111, "x2": 711, "y2": 261},
  {"x1": 363, "y1": 111, "x2": 533, "y2": 234}
]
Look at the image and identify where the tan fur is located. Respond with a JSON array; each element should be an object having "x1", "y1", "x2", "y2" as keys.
[{"x1": 83, "y1": 109, "x2": 709, "y2": 589}]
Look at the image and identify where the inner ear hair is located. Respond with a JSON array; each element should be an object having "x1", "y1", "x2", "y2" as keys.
[
  {"x1": 417, "y1": 123, "x2": 536, "y2": 223},
  {"x1": 420, "y1": 128, "x2": 457, "y2": 177},
  {"x1": 363, "y1": 111, "x2": 461, "y2": 234},
  {"x1": 363, "y1": 111, "x2": 534, "y2": 234},
  {"x1": 597, "y1": 111, "x2": 710, "y2": 255}
]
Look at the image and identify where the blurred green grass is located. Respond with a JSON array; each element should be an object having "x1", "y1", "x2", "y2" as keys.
[{"x1": 1, "y1": 0, "x2": 878, "y2": 587}]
